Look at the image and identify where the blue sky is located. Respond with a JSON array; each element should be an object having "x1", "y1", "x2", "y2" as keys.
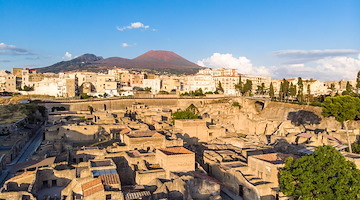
[{"x1": 0, "y1": 0, "x2": 359, "y2": 80}]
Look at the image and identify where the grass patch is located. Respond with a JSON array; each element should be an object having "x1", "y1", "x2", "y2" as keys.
[{"x1": 0, "y1": 103, "x2": 45, "y2": 124}]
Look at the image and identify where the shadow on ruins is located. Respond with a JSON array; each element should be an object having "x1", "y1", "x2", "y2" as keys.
[{"x1": 287, "y1": 110, "x2": 321, "y2": 126}]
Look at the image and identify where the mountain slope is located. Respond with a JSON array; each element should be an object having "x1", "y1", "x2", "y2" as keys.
[
  {"x1": 36, "y1": 54, "x2": 103, "y2": 73},
  {"x1": 36, "y1": 50, "x2": 202, "y2": 74},
  {"x1": 133, "y1": 50, "x2": 200, "y2": 69}
]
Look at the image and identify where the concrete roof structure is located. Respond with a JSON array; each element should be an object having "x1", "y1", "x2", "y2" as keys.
[
  {"x1": 251, "y1": 153, "x2": 297, "y2": 164},
  {"x1": 158, "y1": 147, "x2": 193, "y2": 155}
]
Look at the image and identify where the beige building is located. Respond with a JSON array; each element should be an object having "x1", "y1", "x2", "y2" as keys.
[
  {"x1": 156, "y1": 147, "x2": 195, "y2": 177},
  {"x1": 130, "y1": 73, "x2": 145, "y2": 88},
  {"x1": 214, "y1": 76, "x2": 239, "y2": 95},
  {"x1": 75, "y1": 71, "x2": 97, "y2": 94},
  {"x1": 108, "y1": 68, "x2": 130, "y2": 81},
  {"x1": 120, "y1": 130, "x2": 183, "y2": 151},
  {"x1": 2, "y1": 155, "x2": 123, "y2": 200},
  {"x1": 0, "y1": 70, "x2": 17, "y2": 92},
  {"x1": 95, "y1": 74, "x2": 118, "y2": 96},
  {"x1": 160, "y1": 76, "x2": 182, "y2": 92},
  {"x1": 12, "y1": 68, "x2": 23, "y2": 78},
  {"x1": 204, "y1": 150, "x2": 295, "y2": 200}
]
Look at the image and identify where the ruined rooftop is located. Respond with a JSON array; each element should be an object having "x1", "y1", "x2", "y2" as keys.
[{"x1": 158, "y1": 147, "x2": 193, "y2": 155}]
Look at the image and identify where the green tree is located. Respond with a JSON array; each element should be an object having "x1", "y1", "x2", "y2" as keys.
[
  {"x1": 23, "y1": 85, "x2": 34, "y2": 91},
  {"x1": 297, "y1": 77, "x2": 304, "y2": 102},
  {"x1": 321, "y1": 96, "x2": 360, "y2": 153},
  {"x1": 343, "y1": 81, "x2": 354, "y2": 96},
  {"x1": 235, "y1": 76, "x2": 243, "y2": 95},
  {"x1": 330, "y1": 83, "x2": 336, "y2": 96},
  {"x1": 255, "y1": 83, "x2": 265, "y2": 95},
  {"x1": 357, "y1": 71, "x2": 360, "y2": 95},
  {"x1": 306, "y1": 84, "x2": 311, "y2": 104},
  {"x1": 283, "y1": 79, "x2": 290, "y2": 99},
  {"x1": 279, "y1": 79, "x2": 290, "y2": 101},
  {"x1": 289, "y1": 83, "x2": 297, "y2": 99},
  {"x1": 279, "y1": 145, "x2": 360, "y2": 199},
  {"x1": 191, "y1": 88, "x2": 205, "y2": 96},
  {"x1": 269, "y1": 82, "x2": 275, "y2": 100},
  {"x1": 231, "y1": 101, "x2": 241, "y2": 109},
  {"x1": 346, "y1": 143, "x2": 360, "y2": 154},
  {"x1": 261, "y1": 83, "x2": 265, "y2": 95},
  {"x1": 172, "y1": 110, "x2": 198, "y2": 121},
  {"x1": 88, "y1": 106, "x2": 94, "y2": 114},
  {"x1": 256, "y1": 85, "x2": 262, "y2": 95},
  {"x1": 243, "y1": 80, "x2": 252, "y2": 96},
  {"x1": 279, "y1": 82, "x2": 284, "y2": 100},
  {"x1": 80, "y1": 93, "x2": 90, "y2": 99},
  {"x1": 144, "y1": 87, "x2": 152, "y2": 92},
  {"x1": 186, "y1": 104, "x2": 200, "y2": 116},
  {"x1": 216, "y1": 81, "x2": 224, "y2": 93}
]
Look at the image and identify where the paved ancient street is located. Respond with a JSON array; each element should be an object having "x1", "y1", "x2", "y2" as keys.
[{"x1": 0, "y1": 125, "x2": 44, "y2": 187}]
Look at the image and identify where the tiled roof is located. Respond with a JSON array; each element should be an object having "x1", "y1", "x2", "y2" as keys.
[
  {"x1": 81, "y1": 178, "x2": 104, "y2": 197},
  {"x1": 99, "y1": 174, "x2": 120, "y2": 185},
  {"x1": 296, "y1": 133, "x2": 315, "y2": 138},
  {"x1": 125, "y1": 191, "x2": 151, "y2": 200},
  {"x1": 158, "y1": 147, "x2": 193, "y2": 155}
]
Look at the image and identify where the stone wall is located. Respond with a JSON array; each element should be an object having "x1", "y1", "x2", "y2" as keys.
[
  {"x1": 31, "y1": 168, "x2": 74, "y2": 195},
  {"x1": 156, "y1": 150, "x2": 195, "y2": 178},
  {"x1": 0, "y1": 191, "x2": 36, "y2": 200},
  {"x1": 135, "y1": 170, "x2": 166, "y2": 185},
  {"x1": 123, "y1": 135, "x2": 165, "y2": 150},
  {"x1": 42, "y1": 97, "x2": 227, "y2": 112},
  {"x1": 209, "y1": 164, "x2": 260, "y2": 200},
  {"x1": 175, "y1": 119, "x2": 208, "y2": 142}
]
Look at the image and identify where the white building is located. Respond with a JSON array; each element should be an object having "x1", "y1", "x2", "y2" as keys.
[
  {"x1": 19, "y1": 73, "x2": 77, "y2": 97},
  {"x1": 142, "y1": 78, "x2": 162, "y2": 94},
  {"x1": 184, "y1": 74, "x2": 216, "y2": 93}
]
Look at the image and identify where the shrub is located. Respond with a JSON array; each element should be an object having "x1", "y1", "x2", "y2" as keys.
[{"x1": 232, "y1": 101, "x2": 242, "y2": 109}]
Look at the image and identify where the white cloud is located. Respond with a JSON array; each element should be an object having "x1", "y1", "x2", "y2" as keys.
[
  {"x1": 116, "y1": 22, "x2": 151, "y2": 31},
  {"x1": 198, "y1": 52, "x2": 360, "y2": 81},
  {"x1": 313, "y1": 54, "x2": 360, "y2": 80},
  {"x1": 273, "y1": 49, "x2": 360, "y2": 64},
  {"x1": 267, "y1": 54, "x2": 360, "y2": 81},
  {"x1": 121, "y1": 43, "x2": 136, "y2": 47},
  {"x1": 0, "y1": 42, "x2": 32, "y2": 55},
  {"x1": 197, "y1": 53, "x2": 272, "y2": 76},
  {"x1": 0, "y1": 43, "x2": 16, "y2": 49},
  {"x1": 63, "y1": 52, "x2": 72, "y2": 60}
]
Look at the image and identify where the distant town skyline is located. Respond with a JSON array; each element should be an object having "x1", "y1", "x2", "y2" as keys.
[{"x1": 0, "y1": 0, "x2": 359, "y2": 81}]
